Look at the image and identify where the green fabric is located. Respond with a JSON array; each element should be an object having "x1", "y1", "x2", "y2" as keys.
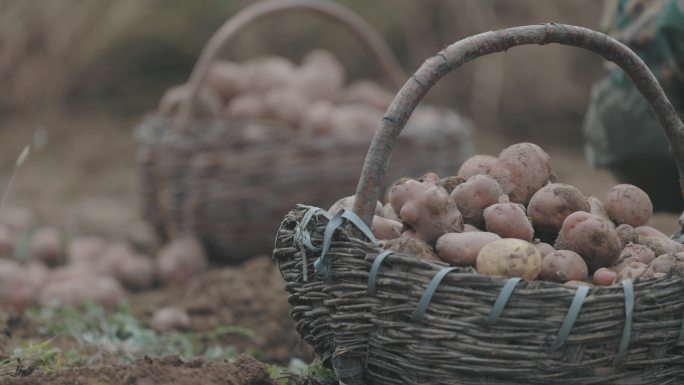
[{"x1": 584, "y1": 0, "x2": 684, "y2": 167}]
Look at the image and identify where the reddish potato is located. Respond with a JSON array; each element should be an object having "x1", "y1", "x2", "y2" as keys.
[
  {"x1": 489, "y1": 143, "x2": 552, "y2": 204},
  {"x1": 152, "y1": 306, "x2": 191, "y2": 332},
  {"x1": 328, "y1": 195, "x2": 383, "y2": 217},
  {"x1": 554, "y1": 211, "x2": 621, "y2": 272},
  {"x1": 457, "y1": 155, "x2": 498, "y2": 180},
  {"x1": 605, "y1": 184, "x2": 653, "y2": 227},
  {"x1": 615, "y1": 261, "x2": 648, "y2": 282},
  {"x1": 592, "y1": 268, "x2": 617, "y2": 286},
  {"x1": 451, "y1": 175, "x2": 504, "y2": 228},
  {"x1": 342, "y1": 80, "x2": 393, "y2": 110},
  {"x1": 533, "y1": 242, "x2": 555, "y2": 258},
  {"x1": 294, "y1": 50, "x2": 345, "y2": 100},
  {"x1": 615, "y1": 224, "x2": 640, "y2": 249},
  {"x1": 383, "y1": 202, "x2": 400, "y2": 221},
  {"x1": 635, "y1": 226, "x2": 668, "y2": 239},
  {"x1": 527, "y1": 184, "x2": 589, "y2": 234},
  {"x1": 384, "y1": 236, "x2": 440, "y2": 262},
  {"x1": 617, "y1": 243, "x2": 655, "y2": 265},
  {"x1": 67, "y1": 236, "x2": 106, "y2": 266},
  {"x1": 263, "y1": 87, "x2": 309, "y2": 128},
  {"x1": 372, "y1": 216, "x2": 402, "y2": 240},
  {"x1": 115, "y1": 254, "x2": 157, "y2": 291},
  {"x1": 645, "y1": 253, "x2": 684, "y2": 276},
  {"x1": 540, "y1": 250, "x2": 588, "y2": 283},
  {"x1": 638, "y1": 236, "x2": 684, "y2": 256},
  {"x1": 224, "y1": 94, "x2": 265, "y2": 120},
  {"x1": 587, "y1": 196, "x2": 613, "y2": 227},
  {"x1": 205, "y1": 60, "x2": 244, "y2": 100},
  {"x1": 39, "y1": 272, "x2": 125, "y2": 309},
  {"x1": 157, "y1": 237, "x2": 208, "y2": 286},
  {"x1": 29, "y1": 227, "x2": 63, "y2": 266},
  {"x1": 483, "y1": 203, "x2": 534, "y2": 241},
  {"x1": 436, "y1": 232, "x2": 501, "y2": 266}
]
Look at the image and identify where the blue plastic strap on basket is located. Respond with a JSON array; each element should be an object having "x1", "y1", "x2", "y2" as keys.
[
  {"x1": 367, "y1": 250, "x2": 394, "y2": 296},
  {"x1": 314, "y1": 209, "x2": 377, "y2": 281},
  {"x1": 485, "y1": 277, "x2": 522, "y2": 324},
  {"x1": 550, "y1": 285, "x2": 589, "y2": 351},
  {"x1": 616, "y1": 279, "x2": 635, "y2": 363},
  {"x1": 412, "y1": 267, "x2": 458, "y2": 323}
]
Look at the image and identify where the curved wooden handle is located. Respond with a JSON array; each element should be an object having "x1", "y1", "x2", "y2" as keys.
[
  {"x1": 352, "y1": 23, "x2": 684, "y2": 225},
  {"x1": 174, "y1": 0, "x2": 406, "y2": 133}
]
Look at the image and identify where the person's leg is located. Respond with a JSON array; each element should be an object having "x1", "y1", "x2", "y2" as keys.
[{"x1": 608, "y1": 157, "x2": 684, "y2": 213}]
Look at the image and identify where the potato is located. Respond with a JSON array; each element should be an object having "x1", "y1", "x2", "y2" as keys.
[
  {"x1": 115, "y1": 254, "x2": 157, "y2": 291},
  {"x1": 342, "y1": 80, "x2": 393, "y2": 110},
  {"x1": 488, "y1": 143, "x2": 552, "y2": 204},
  {"x1": 39, "y1": 271, "x2": 125, "y2": 309},
  {"x1": 540, "y1": 250, "x2": 588, "y2": 283},
  {"x1": 152, "y1": 306, "x2": 191, "y2": 332},
  {"x1": 635, "y1": 226, "x2": 668, "y2": 239},
  {"x1": 451, "y1": 175, "x2": 504, "y2": 228},
  {"x1": 587, "y1": 196, "x2": 613, "y2": 227},
  {"x1": 241, "y1": 56, "x2": 296, "y2": 93},
  {"x1": 645, "y1": 253, "x2": 684, "y2": 276},
  {"x1": 372, "y1": 216, "x2": 402, "y2": 240},
  {"x1": 592, "y1": 267, "x2": 617, "y2": 286},
  {"x1": 157, "y1": 237, "x2": 208, "y2": 286},
  {"x1": 476, "y1": 239, "x2": 542, "y2": 280},
  {"x1": 527, "y1": 184, "x2": 589, "y2": 234},
  {"x1": 554, "y1": 211, "x2": 621, "y2": 272},
  {"x1": 604, "y1": 184, "x2": 653, "y2": 227},
  {"x1": 262, "y1": 87, "x2": 310, "y2": 128},
  {"x1": 533, "y1": 242, "x2": 555, "y2": 258},
  {"x1": 438, "y1": 176, "x2": 465, "y2": 194},
  {"x1": 0, "y1": 260, "x2": 37, "y2": 312},
  {"x1": 300, "y1": 100, "x2": 334, "y2": 136},
  {"x1": 615, "y1": 224, "x2": 640, "y2": 249},
  {"x1": 564, "y1": 280, "x2": 595, "y2": 288},
  {"x1": 456, "y1": 155, "x2": 498, "y2": 180},
  {"x1": 294, "y1": 50, "x2": 345, "y2": 100},
  {"x1": 383, "y1": 202, "x2": 400, "y2": 221},
  {"x1": 224, "y1": 94, "x2": 265, "y2": 120},
  {"x1": 328, "y1": 195, "x2": 383, "y2": 217},
  {"x1": 436, "y1": 232, "x2": 501, "y2": 266},
  {"x1": 463, "y1": 224, "x2": 482, "y2": 232},
  {"x1": 328, "y1": 104, "x2": 383, "y2": 138},
  {"x1": 0, "y1": 224, "x2": 15, "y2": 259},
  {"x1": 615, "y1": 261, "x2": 648, "y2": 282},
  {"x1": 638, "y1": 236, "x2": 684, "y2": 256},
  {"x1": 205, "y1": 60, "x2": 244, "y2": 100},
  {"x1": 29, "y1": 227, "x2": 63, "y2": 267},
  {"x1": 388, "y1": 174, "x2": 463, "y2": 244},
  {"x1": 383, "y1": 236, "x2": 440, "y2": 262},
  {"x1": 67, "y1": 236, "x2": 106, "y2": 266},
  {"x1": 158, "y1": 84, "x2": 222, "y2": 118},
  {"x1": 483, "y1": 203, "x2": 534, "y2": 241},
  {"x1": 617, "y1": 243, "x2": 655, "y2": 265}
]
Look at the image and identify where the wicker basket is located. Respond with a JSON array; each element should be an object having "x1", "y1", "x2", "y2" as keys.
[
  {"x1": 135, "y1": 0, "x2": 473, "y2": 263},
  {"x1": 274, "y1": 24, "x2": 684, "y2": 384}
]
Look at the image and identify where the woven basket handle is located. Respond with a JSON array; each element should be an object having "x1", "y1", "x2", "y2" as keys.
[
  {"x1": 174, "y1": 0, "x2": 406, "y2": 134},
  {"x1": 352, "y1": 23, "x2": 684, "y2": 225}
]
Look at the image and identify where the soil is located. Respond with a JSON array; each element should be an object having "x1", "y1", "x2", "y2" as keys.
[{"x1": 1, "y1": 355, "x2": 277, "y2": 385}]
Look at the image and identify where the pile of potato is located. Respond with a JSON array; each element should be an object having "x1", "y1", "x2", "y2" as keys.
[
  {"x1": 159, "y1": 50, "x2": 446, "y2": 138},
  {"x1": 330, "y1": 142, "x2": 683, "y2": 287},
  {"x1": 0, "y1": 209, "x2": 208, "y2": 313}
]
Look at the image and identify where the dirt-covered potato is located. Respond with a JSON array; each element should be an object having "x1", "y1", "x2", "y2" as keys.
[
  {"x1": 328, "y1": 195, "x2": 384, "y2": 217},
  {"x1": 488, "y1": 143, "x2": 552, "y2": 204},
  {"x1": 451, "y1": 175, "x2": 504, "y2": 228},
  {"x1": 294, "y1": 50, "x2": 345, "y2": 100},
  {"x1": 635, "y1": 226, "x2": 668, "y2": 239},
  {"x1": 476, "y1": 238, "x2": 542, "y2": 280},
  {"x1": 39, "y1": 270, "x2": 125, "y2": 309},
  {"x1": 328, "y1": 104, "x2": 383, "y2": 138},
  {"x1": 152, "y1": 306, "x2": 191, "y2": 332},
  {"x1": 533, "y1": 242, "x2": 555, "y2": 258},
  {"x1": 540, "y1": 250, "x2": 588, "y2": 283},
  {"x1": 587, "y1": 196, "x2": 613, "y2": 227},
  {"x1": 605, "y1": 184, "x2": 653, "y2": 227},
  {"x1": 438, "y1": 176, "x2": 465, "y2": 194},
  {"x1": 615, "y1": 224, "x2": 640, "y2": 248},
  {"x1": 388, "y1": 173, "x2": 463, "y2": 244},
  {"x1": 157, "y1": 237, "x2": 208, "y2": 286},
  {"x1": 456, "y1": 155, "x2": 498, "y2": 180},
  {"x1": 617, "y1": 243, "x2": 655, "y2": 265},
  {"x1": 615, "y1": 261, "x2": 648, "y2": 282},
  {"x1": 372, "y1": 216, "x2": 402, "y2": 240},
  {"x1": 483, "y1": 203, "x2": 534, "y2": 241},
  {"x1": 240, "y1": 56, "x2": 296, "y2": 93},
  {"x1": 646, "y1": 253, "x2": 684, "y2": 276},
  {"x1": 592, "y1": 267, "x2": 617, "y2": 286},
  {"x1": 383, "y1": 236, "x2": 440, "y2": 262},
  {"x1": 224, "y1": 94, "x2": 266, "y2": 120},
  {"x1": 262, "y1": 87, "x2": 309, "y2": 128},
  {"x1": 554, "y1": 211, "x2": 621, "y2": 272},
  {"x1": 115, "y1": 254, "x2": 157, "y2": 291},
  {"x1": 205, "y1": 60, "x2": 244, "y2": 100},
  {"x1": 436, "y1": 232, "x2": 501, "y2": 266},
  {"x1": 638, "y1": 236, "x2": 684, "y2": 256},
  {"x1": 527, "y1": 183, "x2": 589, "y2": 234},
  {"x1": 29, "y1": 227, "x2": 63, "y2": 267}
]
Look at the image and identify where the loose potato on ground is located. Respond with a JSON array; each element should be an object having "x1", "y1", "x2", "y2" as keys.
[
  {"x1": 157, "y1": 237, "x2": 208, "y2": 286},
  {"x1": 436, "y1": 232, "x2": 501, "y2": 266},
  {"x1": 617, "y1": 243, "x2": 655, "y2": 265},
  {"x1": 0, "y1": 260, "x2": 37, "y2": 311},
  {"x1": 592, "y1": 267, "x2": 617, "y2": 286},
  {"x1": 451, "y1": 175, "x2": 504, "y2": 228},
  {"x1": 457, "y1": 155, "x2": 498, "y2": 180},
  {"x1": 540, "y1": 250, "x2": 588, "y2": 283},
  {"x1": 527, "y1": 184, "x2": 589, "y2": 234},
  {"x1": 604, "y1": 184, "x2": 653, "y2": 227},
  {"x1": 383, "y1": 236, "x2": 440, "y2": 262},
  {"x1": 388, "y1": 174, "x2": 463, "y2": 244},
  {"x1": 554, "y1": 211, "x2": 621, "y2": 272},
  {"x1": 483, "y1": 203, "x2": 534, "y2": 241},
  {"x1": 115, "y1": 254, "x2": 157, "y2": 291},
  {"x1": 476, "y1": 238, "x2": 542, "y2": 280},
  {"x1": 372, "y1": 216, "x2": 402, "y2": 240},
  {"x1": 152, "y1": 307, "x2": 191, "y2": 332},
  {"x1": 39, "y1": 270, "x2": 125, "y2": 309},
  {"x1": 615, "y1": 224, "x2": 640, "y2": 249},
  {"x1": 489, "y1": 143, "x2": 552, "y2": 204},
  {"x1": 67, "y1": 236, "x2": 106, "y2": 266},
  {"x1": 29, "y1": 227, "x2": 63, "y2": 267}
]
